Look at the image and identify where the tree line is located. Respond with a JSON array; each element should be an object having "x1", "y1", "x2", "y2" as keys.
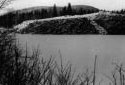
[
  {"x1": 111, "y1": 9, "x2": 125, "y2": 14},
  {"x1": 0, "y1": 3, "x2": 99, "y2": 28},
  {"x1": 100, "y1": 9, "x2": 125, "y2": 14}
]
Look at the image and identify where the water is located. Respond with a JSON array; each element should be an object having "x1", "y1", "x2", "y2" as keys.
[{"x1": 16, "y1": 34, "x2": 125, "y2": 83}]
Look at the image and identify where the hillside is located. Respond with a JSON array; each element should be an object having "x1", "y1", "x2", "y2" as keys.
[
  {"x1": 14, "y1": 12, "x2": 125, "y2": 35},
  {"x1": 14, "y1": 13, "x2": 106, "y2": 34},
  {"x1": 94, "y1": 12, "x2": 125, "y2": 34}
]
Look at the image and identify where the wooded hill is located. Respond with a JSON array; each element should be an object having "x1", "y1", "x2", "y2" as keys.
[{"x1": 0, "y1": 3, "x2": 99, "y2": 28}]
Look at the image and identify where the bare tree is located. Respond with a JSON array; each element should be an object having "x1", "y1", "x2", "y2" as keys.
[{"x1": 0, "y1": 0, "x2": 14, "y2": 9}]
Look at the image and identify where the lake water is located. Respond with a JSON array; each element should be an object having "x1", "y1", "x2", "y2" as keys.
[{"x1": 16, "y1": 34, "x2": 125, "y2": 84}]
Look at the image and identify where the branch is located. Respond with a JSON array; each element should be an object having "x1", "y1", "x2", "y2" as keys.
[{"x1": 0, "y1": 0, "x2": 14, "y2": 9}]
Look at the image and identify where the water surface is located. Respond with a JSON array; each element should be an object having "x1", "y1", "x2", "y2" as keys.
[{"x1": 16, "y1": 34, "x2": 125, "y2": 83}]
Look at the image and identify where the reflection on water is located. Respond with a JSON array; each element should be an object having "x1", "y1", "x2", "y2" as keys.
[{"x1": 16, "y1": 34, "x2": 125, "y2": 83}]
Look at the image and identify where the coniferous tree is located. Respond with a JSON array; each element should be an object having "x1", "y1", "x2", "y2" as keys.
[
  {"x1": 78, "y1": 8, "x2": 84, "y2": 15},
  {"x1": 60, "y1": 6, "x2": 67, "y2": 16},
  {"x1": 67, "y1": 3, "x2": 72, "y2": 15},
  {"x1": 52, "y1": 4, "x2": 58, "y2": 17}
]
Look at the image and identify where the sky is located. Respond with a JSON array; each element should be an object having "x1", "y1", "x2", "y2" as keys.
[{"x1": 4, "y1": 0, "x2": 125, "y2": 10}]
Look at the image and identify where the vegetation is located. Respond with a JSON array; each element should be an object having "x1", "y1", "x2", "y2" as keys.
[
  {"x1": 18, "y1": 17, "x2": 98, "y2": 34},
  {"x1": 0, "y1": 0, "x2": 125, "y2": 84},
  {"x1": 111, "y1": 9, "x2": 125, "y2": 14},
  {"x1": 94, "y1": 14, "x2": 125, "y2": 35},
  {"x1": 1, "y1": 0, "x2": 125, "y2": 84},
  {"x1": 0, "y1": 0, "x2": 14, "y2": 9},
  {"x1": 52, "y1": 4, "x2": 58, "y2": 17},
  {"x1": 0, "y1": 3, "x2": 99, "y2": 28}
]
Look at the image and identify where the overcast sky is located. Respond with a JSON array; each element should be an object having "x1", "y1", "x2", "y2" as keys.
[{"x1": 6, "y1": 0, "x2": 125, "y2": 10}]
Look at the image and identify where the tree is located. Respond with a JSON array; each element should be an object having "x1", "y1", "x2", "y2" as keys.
[
  {"x1": 60, "y1": 6, "x2": 67, "y2": 16},
  {"x1": 0, "y1": 0, "x2": 15, "y2": 27},
  {"x1": 0, "y1": 0, "x2": 14, "y2": 9},
  {"x1": 67, "y1": 3, "x2": 72, "y2": 15},
  {"x1": 52, "y1": 4, "x2": 58, "y2": 17},
  {"x1": 78, "y1": 8, "x2": 84, "y2": 15},
  {"x1": 41, "y1": 9, "x2": 48, "y2": 18}
]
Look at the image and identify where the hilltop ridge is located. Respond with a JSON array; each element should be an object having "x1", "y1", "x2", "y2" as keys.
[{"x1": 14, "y1": 5, "x2": 99, "y2": 13}]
